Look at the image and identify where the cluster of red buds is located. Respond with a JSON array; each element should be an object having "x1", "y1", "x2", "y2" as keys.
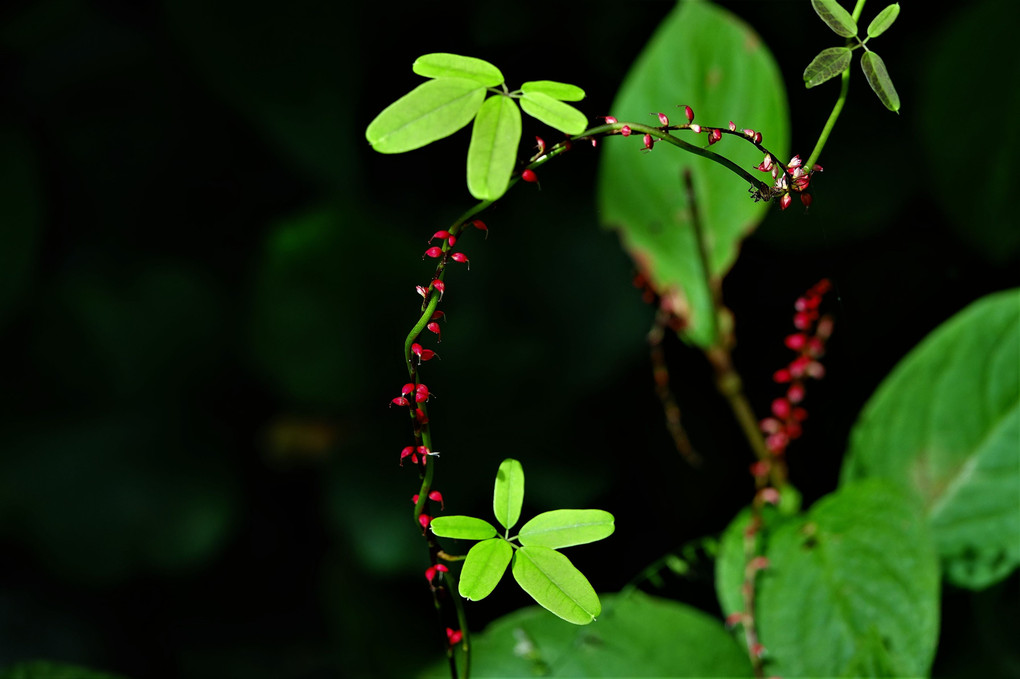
[
  {"x1": 759, "y1": 279, "x2": 834, "y2": 455},
  {"x1": 756, "y1": 153, "x2": 823, "y2": 210}
]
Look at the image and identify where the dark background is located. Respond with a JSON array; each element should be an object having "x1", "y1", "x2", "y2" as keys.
[{"x1": 0, "y1": 0, "x2": 1016, "y2": 677}]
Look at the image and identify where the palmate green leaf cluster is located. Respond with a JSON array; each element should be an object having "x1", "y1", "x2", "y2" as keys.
[
  {"x1": 804, "y1": 0, "x2": 901, "y2": 112},
  {"x1": 364, "y1": 54, "x2": 588, "y2": 201},
  {"x1": 430, "y1": 459, "x2": 614, "y2": 625}
]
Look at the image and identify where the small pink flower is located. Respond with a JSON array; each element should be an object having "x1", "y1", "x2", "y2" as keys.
[
  {"x1": 682, "y1": 105, "x2": 694, "y2": 123},
  {"x1": 620, "y1": 125, "x2": 632, "y2": 137},
  {"x1": 449, "y1": 252, "x2": 469, "y2": 269},
  {"x1": 601, "y1": 115, "x2": 618, "y2": 124},
  {"x1": 423, "y1": 246, "x2": 443, "y2": 259}
]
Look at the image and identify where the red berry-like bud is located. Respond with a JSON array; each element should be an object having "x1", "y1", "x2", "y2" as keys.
[
  {"x1": 449, "y1": 252, "x2": 469, "y2": 269},
  {"x1": 773, "y1": 368, "x2": 792, "y2": 383},
  {"x1": 750, "y1": 642, "x2": 766, "y2": 658},
  {"x1": 521, "y1": 168, "x2": 538, "y2": 183},
  {"x1": 784, "y1": 333, "x2": 807, "y2": 351},
  {"x1": 765, "y1": 432, "x2": 788, "y2": 454},
  {"x1": 642, "y1": 133, "x2": 654, "y2": 150},
  {"x1": 446, "y1": 628, "x2": 463, "y2": 646},
  {"x1": 771, "y1": 397, "x2": 792, "y2": 419},
  {"x1": 780, "y1": 194, "x2": 792, "y2": 210},
  {"x1": 620, "y1": 125, "x2": 632, "y2": 137},
  {"x1": 683, "y1": 105, "x2": 694, "y2": 123},
  {"x1": 750, "y1": 460, "x2": 771, "y2": 478},
  {"x1": 418, "y1": 513, "x2": 431, "y2": 530},
  {"x1": 656, "y1": 112, "x2": 669, "y2": 126},
  {"x1": 787, "y1": 382, "x2": 806, "y2": 403},
  {"x1": 427, "y1": 321, "x2": 441, "y2": 340},
  {"x1": 424, "y1": 246, "x2": 443, "y2": 259}
]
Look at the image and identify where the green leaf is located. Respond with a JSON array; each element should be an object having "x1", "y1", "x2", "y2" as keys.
[
  {"x1": 418, "y1": 591, "x2": 752, "y2": 677},
  {"x1": 512, "y1": 545, "x2": 601, "y2": 624},
  {"x1": 492, "y1": 458, "x2": 524, "y2": 531},
  {"x1": 867, "y1": 3, "x2": 900, "y2": 39},
  {"x1": 520, "y1": 80, "x2": 585, "y2": 102},
  {"x1": 519, "y1": 91, "x2": 588, "y2": 135},
  {"x1": 365, "y1": 77, "x2": 486, "y2": 154},
  {"x1": 598, "y1": 0, "x2": 789, "y2": 348},
  {"x1": 717, "y1": 480, "x2": 940, "y2": 677},
  {"x1": 429, "y1": 515, "x2": 497, "y2": 540},
  {"x1": 466, "y1": 94, "x2": 522, "y2": 200},
  {"x1": 459, "y1": 538, "x2": 513, "y2": 601},
  {"x1": 411, "y1": 53, "x2": 504, "y2": 87},
  {"x1": 842, "y1": 289, "x2": 1020, "y2": 589},
  {"x1": 861, "y1": 50, "x2": 900, "y2": 112},
  {"x1": 810, "y1": 0, "x2": 858, "y2": 38},
  {"x1": 803, "y1": 46, "x2": 853, "y2": 88},
  {"x1": 518, "y1": 509, "x2": 615, "y2": 548}
]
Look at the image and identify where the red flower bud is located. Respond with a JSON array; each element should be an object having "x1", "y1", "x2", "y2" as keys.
[
  {"x1": 683, "y1": 105, "x2": 694, "y2": 123},
  {"x1": 431, "y1": 310, "x2": 446, "y2": 322},
  {"x1": 415, "y1": 383, "x2": 430, "y2": 403},
  {"x1": 415, "y1": 408, "x2": 428, "y2": 424},
  {"x1": 728, "y1": 120, "x2": 736, "y2": 131},
  {"x1": 656, "y1": 112, "x2": 669, "y2": 126},
  {"x1": 753, "y1": 131, "x2": 762, "y2": 144},
  {"x1": 780, "y1": 194, "x2": 792, "y2": 210},
  {"x1": 773, "y1": 368, "x2": 792, "y2": 383},
  {"x1": 708, "y1": 128, "x2": 722, "y2": 145},
  {"x1": 771, "y1": 398, "x2": 792, "y2": 419},
  {"x1": 620, "y1": 125, "x2": 631, "y2": 137},
  {"x1": 471, "y1": 219, "x2": 489, "y2": 239},
  {"x1": 449, "y1": 252, "x2": 469, "y2": 269},
  {"x1": 401, "y1": 383, "x2": 415, "y2": 396},
  {"x1": 521, "y1": 168, "x2": 538, "y2": 183},
  {"x1": 535, "y1": 136, "x2": 546, "y2": 154},
  {"x1": 446, "y1": 628, "x2": 463, "y2": 646},
  {"x1": 391, "y1": 396, "x2": 409, "y2": 407},
  {"x1": 601, "y1": 115, "x2": 618, "y2": 124},
  {"x1": 428, "y1": 490, "x2": 444, "y2": 508},
  {"x1": 400, "y1": 446, "x2": 417, "y2": 465},
  {"x1": 787, "y1": 382, "x2": 806, "y2": 403},
  {"x1": 424, "y1": 246, "x2": 443, "y2": 259},
  {"x1": 430, "y1": 230, "x2": 450, "y2": 243},
  {"x1": 800, "y1": 192, "x2": 813, "y2": 208},
  {"x1": 784, "y1": 333, "x2": 807, "y2": 351},
  {"x1": 427, "y1": 321, "x2": 441, "y2": 340},
  {"x1": 689, "y1": 124, "x2": 701, "y2": 134},
  {"x1": 418, "y1": 513, "x2": 431, "y2": 530},
  {"x1": 642, "y1": 133, "x2": 654, "y2": 150},
  {"x1": 431, "y1": 280, "x2": 445, "y2": 299}
]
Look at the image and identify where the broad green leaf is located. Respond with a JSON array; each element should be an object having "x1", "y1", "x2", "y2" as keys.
[
  {"x1": 811, "y1": 0, "x2": 858, "y2": 38},
  {"x1": 520, "y1": 80, "x2": 585, "y2": 102},
  {"x1": 803, "y1": 46, "x2": 853, "y2": 88},
  {"x1": 512, "y1": 545, "x2": 601, "y2": 624},
  {"x1": 418, "y1": 591, "x2": 751, "y2": 677},
  {"x1": 598, "y1": 0, "x2": 789, "y2": 347},
  {"x1": 861, "y1": 50, "x2": 900, "y2": 112},
  {"x1": 466, "y1": 94, "x2": 522, "y2": 200},
  {"x1": 842, "y1": 289, "x2": 1020, "y2": 589},
  {"x1": 519, "y1": 91, "x2": 588, "y2": 135},
  {"x1": 365, "y1": 78, "x2": 486, "y2": 154},
  {"x1": 412, "y1": 53, "x2": 504, "y2": 87},
  {"x1": 717, "y1": 480, "x2": 940, "y2": 677},
  {"x1": 492, "y1": 458, "x2": 524, "y2": 531},
  {"x1": 430, "y1": 515, "x2": 497, "y2": 540},
  {"x1": 867, "y1": 3, "x2": 900, "y2": 38},
  {"x1": 518, "y1": 509, "x2": 615, "y2": 548},
  {"x1": 0, "y1": 661, "x2": 130, "y2": 679},
  {"x1": 459, "y1": 538, "x2": 513, "y2": 601}
]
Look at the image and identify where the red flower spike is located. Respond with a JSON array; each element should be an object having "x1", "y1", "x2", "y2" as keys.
[
  {"x1": 620, "y1": 125, "x2": 631, "y2": 137},
  {"x1": 535, "y1": 136, "x2": 546, "y2": 154},
  {"x1": 430, "y1": 230, "x2": 450, "y2": 243},
  {"x1": 391, "y1": 396, "x2": 409, "y2": 407},
  {"x1": 427, "y1": 322, "x2": 441, "y2": 340},
  {"x1": 787, "y1": 382, "x2": 806, "y2": 403},
  {"x1": 780, "y1": 194, "x2": 792, "y2": 210},
  {"x1": 424, "y1": 246, "x2": 443, "y2": 259},
  {"x1": 449, "y1": 252, "x2": 470, "y2": 269},
  {"x1": 446, "y1": 628, "x2": 463, "y2": 646},
  {"x1": 656, "y1": 112, "x2": 669, "y2": 126},
  {"x1": 428, "y1": 490, "x2": 444, "y2": 508},
  {"x1": 415, "y1": 383, "x2": 430, "y2": 403},
  {"x1": 689, "y1": 124, "x2": 701, "y2": 134},
  {"x1": 683, "y1": 105, "x2": 694, "y2": 123},
  {"x1": 521, "y1": 168, "x2": 538, "y2": 183},
  {"x1": 418, "y1": 513, "x2": 431, "y2": 530}
]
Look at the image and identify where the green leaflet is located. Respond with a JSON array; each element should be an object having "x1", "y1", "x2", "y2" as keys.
[
  {"x1": 492, "y1": 458, "x2": 524, "y2": 531},
  {"x1": 430, "y1": 515, "x2": 497, "y2": 540},
  {"x1": 520, "y1": 80, "x2": 585, "y2": 102},
  {"x1": 803, "y1": 47, "x2": 853, "y2": 88},
  {"x1": 518, "y1": 509, "x2": 615, "y2": 549},
  {"x1": 512, "y1": 545, "x2": 601, "y2": 624},
  {"x1": 861, "y1": 50, "x2": 901, "y2": 112},
  {"x1": 810, "y1": 0, "x2": 858, "y2": 38},
  {"x1": 365, "y1": 78, "x2": 485, "y2": 154},
  {"x1": 519, "y1": 91, "x2": 588, "y2": 135},
  {"x1": 466, "y1": 94, "x2": 522, "y2": 200},
  {"x1": 459, "y1": 538, "x2": 513, "y2": 601},
  {"x1": 867, "y1": 3, "x2": 900, "y2": 39},
  {"x1": 412, "y1": 53, "x2": 504, "y2": 87}
]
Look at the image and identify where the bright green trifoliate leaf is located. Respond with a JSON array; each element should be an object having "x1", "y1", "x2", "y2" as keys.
[
  {"x1": 811, "y1": 0, "x2": 858, "y2": 38},
  {"x1": 430, "y1": 515, "x2": 497, "y2": 540},
  {"x1": 518, "y1": 509, "x2": 615, "y2": 549},
  {"x1": 867, "y1": 3, "x2": 900, "y2": 39},
  {"x1": 861, "y1": 50, "x2": 900, "y2": 112},
  {"x1": 412, "y1": 53, "x2": 504, "y2": 87},
  {"x1": 493, "y1": 458, "x2": 525, "y2": 531},
  {"x1": 521, "y1": 80, "x2": 585, "y2": 102},
  {"x1": 466, "y1": 94, "x2": 522, "y2": 201},
  {"x1": 803, "y1": 47, "x2": 853, "y2": 88},
  {"x1": 519, "y1": 91, "x2": 588, "y2": 135},
  {"x1": 459, "y1": 538, "x2": 513, "y2": 601},
  {"x1": 512, "y1": 545, "x2": 601, "y2": 624},
  {"x1": 365, "y1": 78, "x2": 485, "y2": 154}
]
